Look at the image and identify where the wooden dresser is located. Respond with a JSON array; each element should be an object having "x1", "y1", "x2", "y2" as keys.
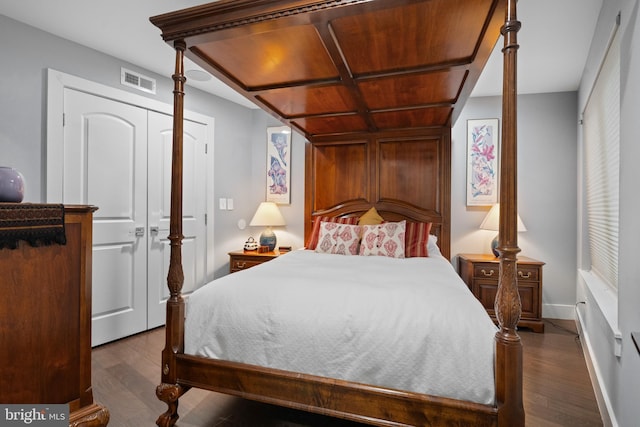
[
  {"x1": 458, "y1": 253, "x2": 545, "y2": 333},
  {"x1": 0, "y1": 204, "x2": 109, "y2": 426}
]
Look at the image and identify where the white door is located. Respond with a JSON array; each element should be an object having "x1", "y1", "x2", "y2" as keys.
[
  {"x1": 63, "y1": 89, "x2": 209, "y2": 345},
  {"x1": 147, "y1": 111, "x2": 208, "y2": 328},
  {"x1": 64, "y1": 88, "x2": 148, "y2": 346}
]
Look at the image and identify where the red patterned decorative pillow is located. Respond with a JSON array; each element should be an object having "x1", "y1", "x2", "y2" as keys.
[
  {"x1": 306, "y1": 216, "x2": 359, "y2": 250},
  {"x1": 405, "y1": 221, "x2": 433, "y2": 257},
  {"x1": 359, "y1": 221, "x2": 406, "y2": 258},
  {"x1": 315, "y1": 222, "x2": 361, "y2": 255}
]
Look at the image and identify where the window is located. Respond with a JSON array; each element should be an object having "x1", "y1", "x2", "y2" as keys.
[{"x1": 582, "y1": 23, "x2": 620, "y2": 291}]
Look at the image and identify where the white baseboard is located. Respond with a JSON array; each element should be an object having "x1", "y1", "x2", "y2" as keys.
[
  {"x1": 542, "y1": 303, "x2": 576, "y2": 320},
  {"x1": 575, "y1": 308, "x2": 617, "y2": 427}
]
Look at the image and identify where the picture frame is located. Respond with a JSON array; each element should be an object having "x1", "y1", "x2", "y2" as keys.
[
  {"x1": 466, "y1": 118, "x2": 499, "y2": 206},
  {"x1": 266, "y1": 126, "x2": 292, "y2": 204}
]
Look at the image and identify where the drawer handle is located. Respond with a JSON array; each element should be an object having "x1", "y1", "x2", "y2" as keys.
[
  {"x1": 518, "y1": 271, "x2": 532, "y2": 279},
  {"x1": 236, "y1": 261, "x2": 246, "y2": 269},
  {"x1": 480, "y1": 269, "x2": 495, "y2": 277}
]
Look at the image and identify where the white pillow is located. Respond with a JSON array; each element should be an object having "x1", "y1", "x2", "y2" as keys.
[
  {"x1": 428, "y1": 234, "x2": 441, "y2": 257},
  {"x1": 359, "y1": 221, "x2": 406, "y2": 258},
  {"x1": 315, "y1": 222, "x2": 361, "y2": 255}
]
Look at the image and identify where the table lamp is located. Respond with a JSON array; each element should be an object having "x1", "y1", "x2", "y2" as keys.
[
  {"x1": 249, "y1": 202, "x2": 286, "y2": 251},
  {"x1": 479, "y1": 203, "x2": 527, "y2": 257}
]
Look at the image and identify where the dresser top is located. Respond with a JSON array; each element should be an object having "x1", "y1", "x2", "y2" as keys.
[{"x1": 458, "y1": 253, "x2": 544, "y2": 265}]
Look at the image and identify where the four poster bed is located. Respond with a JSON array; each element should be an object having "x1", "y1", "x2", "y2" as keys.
[{"x1": 150, "y1": 0, "x2": 525, "y2": 426}]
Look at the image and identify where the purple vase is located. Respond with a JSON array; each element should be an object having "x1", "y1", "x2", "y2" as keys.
[{"x1": 0, "y1": 167, "x2": 25, "y2": 202}]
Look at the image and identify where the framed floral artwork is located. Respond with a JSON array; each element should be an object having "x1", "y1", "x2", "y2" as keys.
[
  {"x1": 466, "y1": 118, "x2": 499, "y2": 206},
  {"x1": 266, "y1": 126, "x2": 292, "y2": 204}
]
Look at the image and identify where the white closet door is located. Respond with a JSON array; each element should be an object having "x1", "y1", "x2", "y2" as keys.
[
  {"x1": 147, "y1": 111, "x2": 208, "y2": 328},
  {"x1": 63, "y1": 88, "x2": 148, "y2": 346}
]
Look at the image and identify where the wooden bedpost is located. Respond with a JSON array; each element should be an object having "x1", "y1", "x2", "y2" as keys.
[
  {"x1": 156, "y1": 39, "x2": 187, "y2": 427},
  {"x1": 495, "y1": 0, "x2": 525, "y2": 425}
]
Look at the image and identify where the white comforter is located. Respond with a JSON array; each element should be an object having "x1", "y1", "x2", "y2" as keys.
[{"x1": 185, "y1": 250, "x2": 498, "y2": 405}]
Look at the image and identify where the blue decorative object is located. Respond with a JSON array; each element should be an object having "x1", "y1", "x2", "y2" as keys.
[
  {"x1": 491, "y1": 235, "x2": 500, "y2": 257},
  {"x1": 259, "y1": 229, "x2": 277, "y2": 251}
]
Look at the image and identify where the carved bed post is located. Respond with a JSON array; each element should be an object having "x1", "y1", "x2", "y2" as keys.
[
  {"x1": 156, "y1": 39, "x2": 187, "y2": 427},
  {"x1": 495, "y1": 0, "x2": 525, "y2": 425}
]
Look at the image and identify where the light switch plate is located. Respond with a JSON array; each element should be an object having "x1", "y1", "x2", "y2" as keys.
[
  {"x1": 227, "y1": 198, "x2": 234, "y2": 210},
  {"x1": 219, "y1": 198, "x2": 227, "y2": 210}
]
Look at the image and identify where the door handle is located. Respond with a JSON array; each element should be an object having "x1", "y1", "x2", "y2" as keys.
[
  {"x1": 135, "y1": 226, "x2": 145, "y2": 237},
  {"x1": 150, "y1": 226, "x2": 170, "y2": 238}
]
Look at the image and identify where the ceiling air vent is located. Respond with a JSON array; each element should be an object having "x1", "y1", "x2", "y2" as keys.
[{"x1": 121, "y1": 68, "x2": 156, "y2": 94}]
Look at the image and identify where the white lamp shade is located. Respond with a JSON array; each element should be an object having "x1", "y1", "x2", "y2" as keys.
[
  {"x1": 479, "y1": 203, "x2": 527, "y2": 232},
  {"x1": 249, "y1": 202, "x2": 286, "y2": 227}
]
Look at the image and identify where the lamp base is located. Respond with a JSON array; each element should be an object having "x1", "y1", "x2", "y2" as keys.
[
  {"x1": 491, "y1": 234, "x2": 500, "y2": 257},
  {"x1": 259, "y1": 228, "x2": 277, "y2": 251}
]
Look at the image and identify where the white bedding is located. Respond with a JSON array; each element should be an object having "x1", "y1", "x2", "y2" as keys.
[{"x1": 185, "y1": 249, "x2": 498, "y2": 405}]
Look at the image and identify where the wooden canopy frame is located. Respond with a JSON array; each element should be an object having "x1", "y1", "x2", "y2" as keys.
[{"x1": 150, "y1": 0, "x2": 524, "y2": 425}]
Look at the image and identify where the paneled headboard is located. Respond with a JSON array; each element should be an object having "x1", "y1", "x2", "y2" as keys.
[{"x1": 305, "y1": 127, "x2": 451, "y2": 259}]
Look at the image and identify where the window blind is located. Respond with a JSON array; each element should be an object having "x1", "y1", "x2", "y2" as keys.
[{"x1": 582, "y1": 24, "x2": 620, "y2": 290}]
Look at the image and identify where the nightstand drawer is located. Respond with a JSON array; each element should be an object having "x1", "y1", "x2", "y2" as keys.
[
  {"x1": 473, "y1": 263, "x2": 499, "y2": 279},
  {"x1": 516, "y1": 265, "x2": 540, "y2": 281},
  {"x1": 471, "y1": 263, "x2": 540, "y2": 282},
  {"x1": 231, "y1": 258, "x2": 264, "y2": 272},
  {"x1": 228, "y1": 250, "x2": 280, "y2": 273}
]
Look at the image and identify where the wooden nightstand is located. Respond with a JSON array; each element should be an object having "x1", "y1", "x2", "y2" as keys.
[
  {"x1": 458, "y1": 253, "x2": 545, "y2": 333},
  {"x1": 228, "y1": 250, "x2": 280, "y2": 273}
]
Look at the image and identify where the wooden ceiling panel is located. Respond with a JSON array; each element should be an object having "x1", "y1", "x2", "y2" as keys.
[
  {"x1": 372, "y1": 107, "x2": 452, "y2": 130},
  {"x1": 358, "y1": 69, "x2": 467, "y2": 110},
  {"x1": 151, "y1": 0, "x2": 506, "y2": 140},
  {"x1": 258, "y1": 85, "x2": 357, "y2": 118},
  {"x1": 193, "y1": 25, "x2": 339, "y2": 89},
  {"x1": 292, "y1": 115, "x2": 368, "y2": 136},
  {"x1": 330, "y1": 0, "x2": 495, "y2": 75}
]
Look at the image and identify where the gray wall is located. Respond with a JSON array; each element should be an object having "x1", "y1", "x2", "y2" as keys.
[
  {"x1": 1, "y1": 14, "x2": 253, "y2": 200},
  {"x1": 0, "y1": 13, "x2": 309, "y2": 280},
  {"x1": 617, "y1": 0, "x2": 640, "y2": 422},
  {"x1": 576, "y1": 1, "x2": 640, "y2": 426},
  {"x1": 451, "y1": 93, "x2": 579, "y2": 319},
  {"x1": 0, "y1": 14, "x2": 254, "y2": 278},
  {"x1": 211, "y1": 108, "x2": 306, "y2": 277}
]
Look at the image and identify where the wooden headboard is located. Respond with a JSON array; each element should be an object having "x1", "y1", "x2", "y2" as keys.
[{"x1": 305, "y1": 127, "x2": 451, "y2": 259}]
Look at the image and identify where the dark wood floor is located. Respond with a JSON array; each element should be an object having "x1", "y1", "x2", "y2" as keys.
[{"x1": 91, "y1": 319, "x2": 603, "y2": 427}]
